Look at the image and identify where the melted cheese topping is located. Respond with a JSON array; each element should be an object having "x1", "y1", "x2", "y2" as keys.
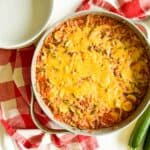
[
  {"x1": 36, "y1": 15, "x2": 149, "y2": 129},
  {"x1": 46, "y1": 28, "x2": 117, "y2": 108}
]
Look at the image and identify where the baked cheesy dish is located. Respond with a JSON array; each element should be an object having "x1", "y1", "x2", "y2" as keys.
[{"x1": 36, "y1": 15, "x2": 150, "y2": 129}]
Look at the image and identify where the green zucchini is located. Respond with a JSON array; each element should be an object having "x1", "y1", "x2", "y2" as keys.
[
  {"x1": 128, "y1": 105, "x2": 150, "y2": 149},
  {"x1": 143, "y1": 127, "x2": 150, "y2": 150}
]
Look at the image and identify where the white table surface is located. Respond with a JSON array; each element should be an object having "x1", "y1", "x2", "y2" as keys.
[{"x1": 0, "y1": 0, "x2": 150, "y2": 150}]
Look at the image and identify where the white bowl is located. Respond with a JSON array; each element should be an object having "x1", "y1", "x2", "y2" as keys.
[{"x1": 0, "y1": 0, "x2": 53, "y2": 49}]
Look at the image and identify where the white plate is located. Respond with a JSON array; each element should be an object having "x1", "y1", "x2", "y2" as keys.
[{"x1": 0, "y1": 0, "x2": 53, "y2": 49}]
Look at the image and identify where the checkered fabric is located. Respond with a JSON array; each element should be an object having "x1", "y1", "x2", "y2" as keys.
[
  {"x1": 77, "y1": 0, "x2": 150, "y2": 19},
  {"x1": 0, "y1": 0, "x2": 149, "y2": 150}
]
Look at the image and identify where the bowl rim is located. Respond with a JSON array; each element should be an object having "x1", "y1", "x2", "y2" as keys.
[
  {"x1": 31, "y1": 10, "x2": 150, "y2": 135},
  {"x1": 0, "y1": 0, "x2": 54, "y2": 49}
]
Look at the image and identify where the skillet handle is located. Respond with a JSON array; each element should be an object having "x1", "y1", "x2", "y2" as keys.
[{"x1": 30, "y1": 89, "x2": 70, "y2": 134}]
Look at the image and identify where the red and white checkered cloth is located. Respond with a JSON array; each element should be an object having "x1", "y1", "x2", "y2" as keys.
[
  {"x1": 0, "y1": 0, "x2": 150, "y2": 150},
  {"x1": 77, "y1": 0, "x2": 150, "y2": 19}
]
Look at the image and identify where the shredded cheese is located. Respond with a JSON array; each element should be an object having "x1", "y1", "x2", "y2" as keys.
[{"x1": 36, "y1": 15, "x2": 149, "y2": 129}]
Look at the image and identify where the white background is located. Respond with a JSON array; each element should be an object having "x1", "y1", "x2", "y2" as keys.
[{"x1": 0, "y1": 0, "x2": 150, "y2": 150}]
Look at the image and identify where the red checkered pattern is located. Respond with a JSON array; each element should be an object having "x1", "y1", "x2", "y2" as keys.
[
  {"x1": 0, "y1": 0, "x2": 150, "y2": 150},
  {"x1": 77, "y1": 0, "x2": 150, "y2": 19}
]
